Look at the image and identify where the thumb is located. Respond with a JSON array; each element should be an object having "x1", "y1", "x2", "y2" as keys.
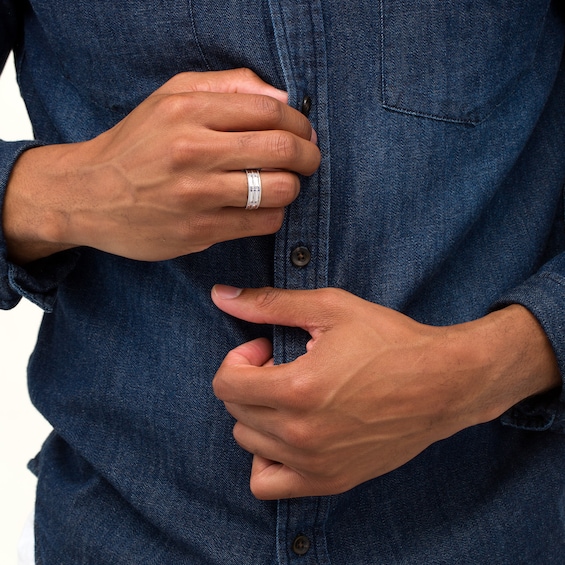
[{"x1": 211, "y1": 285, "x2": 330, "y2": 330}]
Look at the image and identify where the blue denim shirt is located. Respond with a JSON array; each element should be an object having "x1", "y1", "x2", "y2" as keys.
[{"x1": 2, "y1": 0, "x2": 565, "y2": 563}]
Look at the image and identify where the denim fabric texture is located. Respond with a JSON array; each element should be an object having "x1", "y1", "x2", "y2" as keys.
[{"x1": 1, "y1": 0, "x2": 565, "y2": 563}]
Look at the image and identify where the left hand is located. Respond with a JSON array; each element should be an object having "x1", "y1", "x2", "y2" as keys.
[{"x1": 211, "y1": 285, "x2": 560, "y2": 499}]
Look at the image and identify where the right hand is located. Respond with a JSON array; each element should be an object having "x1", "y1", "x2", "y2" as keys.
[{"x1": 3, "y1": 68, "x2": 320, "y2": 263}]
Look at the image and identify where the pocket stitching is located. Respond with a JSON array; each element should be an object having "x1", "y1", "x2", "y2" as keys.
[{"x1": 379, "y1": 0, "x2": 549, "y2": 126}]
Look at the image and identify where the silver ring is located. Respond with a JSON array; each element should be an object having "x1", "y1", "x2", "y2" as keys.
[{"x1": 245, "y1": 169, "x2": 262, "y2": 210}]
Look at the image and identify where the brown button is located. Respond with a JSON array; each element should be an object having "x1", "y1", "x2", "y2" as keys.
[
  {"x1": 292, "y1": 534, "x2": 311, "y2": 556},
  {"x1": 301, "y1": 95, "x2": 312, "y2": 117},
  {"x1": 291, "y1": 246, "x2": 311, "y2": 267}
]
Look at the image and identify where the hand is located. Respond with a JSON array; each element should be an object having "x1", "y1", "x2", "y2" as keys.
[
  {"x1": 4, "y1": 68, "x2": 320, "y2": 263},
  {"x1": 212, "y1": 285, "x2": 560, "y2": 499}
]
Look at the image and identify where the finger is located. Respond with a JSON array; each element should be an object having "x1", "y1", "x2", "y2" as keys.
[
  {"x1": 250, "y1": 456, "x2": 341, "y2": 499},
  {"x1": 209, "y1": 170, "x2": 300, "y2": 209},
  {"x1": 169, "y1": 123, "x2": 319, "y2": 177},
  {"x1": 202, "y1": 206, "x2": 287, "y2": 244},
  {"x1": 221, "y1": 337, "x2": 273, "y2": 367},
  {"x1": 213, "y1": 356, "x2": 285, "y2": 407},
  {"x1": 170, "y1": 69, "x2": 320, "y2": 146},
  {"x1": 223, "y1": 129, "x2": 320, "y2": 176},
  {"x1": 211, "y1": 286, "x2": 342, "y2": 330},
  {"x1": 232, "y1": 421, "x2": 292, "y2": 462},
  {"x1": 222, "y1": 402, "x2": 279, "y2": 436},
  {"x1": 250, "y1": 456, "x2": 310, "y2": 500},
  {"x1": 171, "y1": 91, "x2": 314, "y2": 143},
  {"x1": 233, "y1": 426, "x2": 328, "y2": 499},
  {"x1": 159, "y1": 68, "x2": 288, "y2": 105},
  {"x1": 213, "y1": 338, "x2": 279, "y2": 407}
]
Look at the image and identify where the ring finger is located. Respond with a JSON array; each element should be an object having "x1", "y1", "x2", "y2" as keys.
[{"x1": 216, "y1": 169, "x2": 301, "y2": 209}]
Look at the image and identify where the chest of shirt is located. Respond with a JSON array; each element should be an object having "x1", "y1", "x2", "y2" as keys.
[{"x1": 19, "y1": 0, "x2": 564, "y2": 318}]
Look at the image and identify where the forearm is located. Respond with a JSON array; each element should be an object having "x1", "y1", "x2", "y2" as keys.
[{"x1": 449, "y1": 304, "x2": 560, "y2": 428}]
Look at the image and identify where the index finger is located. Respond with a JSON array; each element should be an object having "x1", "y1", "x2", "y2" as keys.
[{"x1": 158, "y1": 68, "x2": 289, "y2": 104}]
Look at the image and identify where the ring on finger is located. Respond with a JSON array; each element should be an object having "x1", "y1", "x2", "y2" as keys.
[{"x1": 245, "y1": 169, "x2": 262, "y2": 210}]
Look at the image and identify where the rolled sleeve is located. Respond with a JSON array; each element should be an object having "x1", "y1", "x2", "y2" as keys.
[
  {"x1": 492, "y1": 257, "x2": 565, "y2": 433},
  {"x1": 0, "y1": 140, "x2": 80, "y2": 311}
]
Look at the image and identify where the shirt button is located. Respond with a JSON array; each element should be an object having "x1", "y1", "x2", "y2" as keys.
[
  {"x1": 291, "y1": 246, "x2": 311, "y2": 267},
  {"x1": 292, "y1": 534, "x2": 311, "y2": 556},
  {"x1": 301, "y1": 95, "x2": 312, "y2": 117}
]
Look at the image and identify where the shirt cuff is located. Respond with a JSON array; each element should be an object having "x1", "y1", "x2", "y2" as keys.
[
  {"x1": 492, "y1": 264, "x2": 565, "y2": 433},
  {"x1": 0, "y1": 140, "x2": 80, "y2": 311}
]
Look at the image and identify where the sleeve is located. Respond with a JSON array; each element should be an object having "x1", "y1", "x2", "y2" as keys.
[
  {"x1": 0, "y1": 0, "x2": 80, "y2": 312},
  {"x1": 492, "y1": 252, "x2": 565, "y2": 434}
]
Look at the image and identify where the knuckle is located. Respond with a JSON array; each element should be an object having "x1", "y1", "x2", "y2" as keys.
[
  {"x1": 270, "y1": 131, "x2": 300, "y2": 161},
  {"x1": 270, "y1": 174, "x2": 300, "y2": 204},
  {"x1": 177, "y1": 213, "x2": 216, "y2": 250},
  {"x1": 158, "y1": 93, "x2": 193, "y2": 120},
  {"x1": 280, "y1": 420, "x2": 315, "y2": 451},
  {"x1": 284, "y1": 373, "x2": 322, "y2": 410},
  {"x1": 235, "y1": 67, "x2": 259, "y2": 81},
  {"x1": 168, "y1": 136, "x2": 196, "y2": 169},
  {"x1": 164, "y1": 73, "x2": 186, "y2": 91},
  {"x1": 236, "y1": 132, "x2": 258, "y2": 152},
  {"x1": 255, "y1": 286, "x2": 285, "y2": 311},
  {"x1": 258, "y1": 208, "x2": 285, "y2": 234},
  {"x1": 253, "y1": 94, "x2": 285, "y2": 125},
  {"x1": 286, "y1": 375, "x2": 312, "y2": 402},
  {"x1": 236, "y1": 211, "x2": 254, "y2": 233}
]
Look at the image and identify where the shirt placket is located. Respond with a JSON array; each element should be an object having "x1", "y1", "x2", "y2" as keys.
[{"x1": 267, "y1": 0, "x2": 332, "y2": 562}]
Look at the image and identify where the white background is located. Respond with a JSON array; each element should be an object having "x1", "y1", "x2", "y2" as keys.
[{"x1": 0, "y1": 54, "x2": 52, "y2": 564}]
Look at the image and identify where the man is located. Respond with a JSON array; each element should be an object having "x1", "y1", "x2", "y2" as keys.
[{"x1": 1, "y1": 0, "x2": 565, "y2": 562}]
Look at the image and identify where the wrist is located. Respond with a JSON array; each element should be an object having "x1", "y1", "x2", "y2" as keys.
[
  {"x1": 3, "y1": 145, "x2": 81, "y2": 264},
  {"x1": 447, "y1": 305, "x2": 560, "y2": 428}
]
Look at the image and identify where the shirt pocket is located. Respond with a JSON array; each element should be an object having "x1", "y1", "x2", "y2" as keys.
[{"x1": 379, "y1": 0, "x2": 552, "y2": 125}]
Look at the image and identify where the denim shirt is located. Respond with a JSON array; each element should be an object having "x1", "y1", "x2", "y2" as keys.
[{"x1": 2, "y1": 0, "x2": 565, "y2": 563}]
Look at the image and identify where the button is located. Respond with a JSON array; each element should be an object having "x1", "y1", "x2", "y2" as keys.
[
  {"x1": 292, "y1": 534, "x2": 311, "y2": 556},
  {"x1": 301, "y1": 95, "x2": 312, "y2": 117},
  {"x1": 291, "y1": 246, "x2": 311, "y2": 267}
]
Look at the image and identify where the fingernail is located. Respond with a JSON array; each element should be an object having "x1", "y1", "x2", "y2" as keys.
[{"x1": 213, "y1": 284, "x2": 243, "y2": 299}]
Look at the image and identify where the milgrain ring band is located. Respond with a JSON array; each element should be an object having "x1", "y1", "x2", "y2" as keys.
[{"x1": 245, "y1": 169, "x2": 262, "y2": 210}]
